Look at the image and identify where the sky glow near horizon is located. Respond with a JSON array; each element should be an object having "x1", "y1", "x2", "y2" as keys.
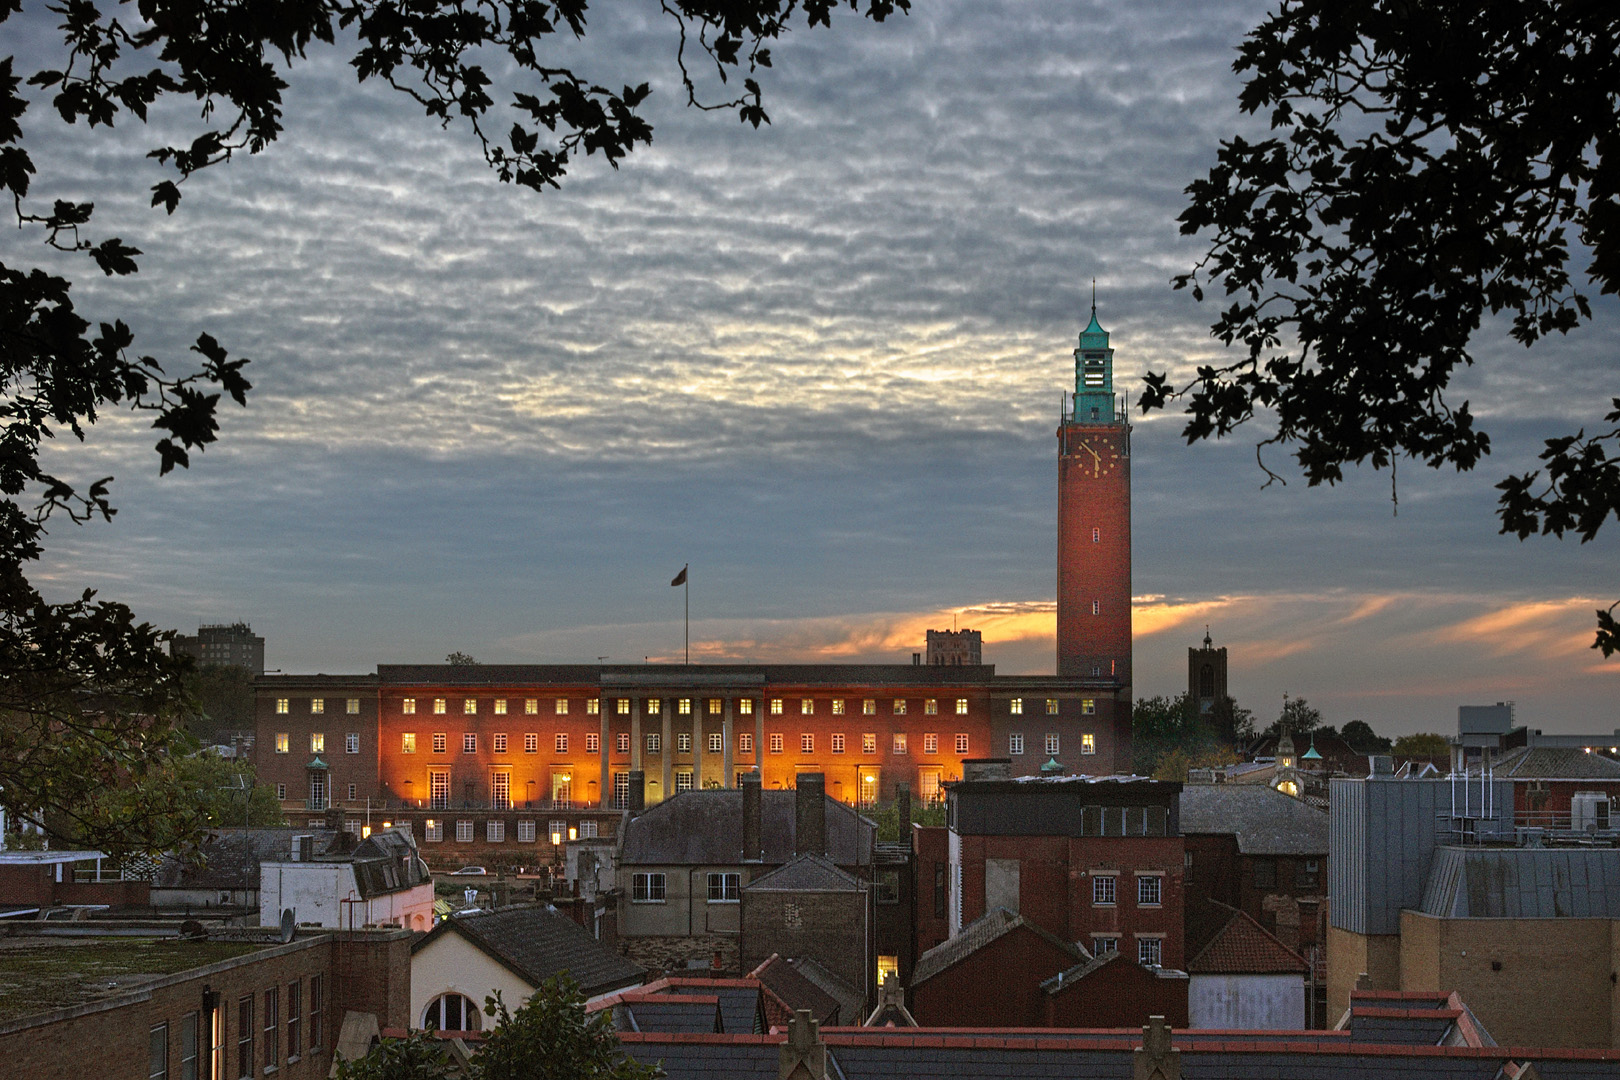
[{"x1": 9, "y1": 0, "x2": 1618, "y2": 737}]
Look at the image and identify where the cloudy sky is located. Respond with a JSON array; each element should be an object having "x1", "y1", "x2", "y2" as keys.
[{"x1": 11, "y1": 0, "x2": 1618, "y2": 737}]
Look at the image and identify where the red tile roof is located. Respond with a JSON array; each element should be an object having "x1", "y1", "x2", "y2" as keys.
[{"x1": 1186, "y1": 906, "x2": 1309, "y2": 975}]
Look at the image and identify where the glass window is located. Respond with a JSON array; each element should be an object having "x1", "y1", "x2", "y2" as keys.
[
  {"x1": 678, "y1": 698, "x2": 691, "y2": 715},
  {"x1": 801, "y1": 733, "x2": 814, "y2": 753},
  {"x1": 1138, "y1": 938, "x2": 1162, "y2": 967},
  {"x1": 617, "y1": 732, "x2": 630, "y2": 753},
  {"x1": 862, "y1": 699, "x2": 876, "y2": 715},
  {"x1": 1082, "y1": 733, "x2": 1097, "y2": 754},
  {"x1": 616, "y1": 698, "x2": 630, "y2": 715},
  {"x1": 956, "y1": 698, "x2": 969, "y2": 715},
  {"x1": 676, "y1": 769, "x2": 694, "y2": 792},
  {"x1": 345, "y1": 732, "x2": 359, "y2": 754},
  {"x1": 517, "y1": 820, "x2": 536, "y2": 842},
  {"x1": 893, "y1": 699, "x2": 907, "y2": 715},
  {"x1": 309, "y1": 974, "x2": 323, "y2": 1052},
  {"x1": 1138, "y1": 876, "x2": 1162, "y2": 906},
  {"x1": 493, "y1": 733, "x2": 507, "y2": 753},
  {"x1": 923, "y1": 733, "x2": 938, "y2": 754},
  {"x1": 646, "y1": 733, "x2": 661, "y2": 752},
  {"x1": 955, "y1": 733, "x2": 969, "y2": 754},
  {"x1": 892, "y1": 732, "x2": 907, "y2": 753},
  {"x1": 580, "y1": 820, "x2": 599, "y2": 839},
  {"x1": 464, "y1": 698, "x2": 477, "y2": 715},
  {"x1": 831, "y1": 733, "x2": 845, "y2": 753},
  {"x1": 310, "y1": 699, "x2": 324, "y2": 715},
  {"x1": 707, "y1": 872, "x2": 741, "y2": 902},
  {"x1": 677, "y1": 732, "x2": 691, "y2": 752},
  {"x1": 149, "y1": 1023, "x2": 169, "y2": 1080},
  {"x1": 276, "y1": 784, "x2": 286, "y2": 800},
  {"x1": 925, "y1": 699, "x2": 938, "y2": 715},
  {"x1": 708, "y1": 698, "x2": 723, "y2": 715},
  {"x1": 276, "y1": 698, "x2": 289, "y2": 714},
  {"x1": 433, "y1": 698, "x2": 447, "y2": 714},
  {"x1": 310, "y1": 733, "x2": 324, "y2": 754},
  {"x1": 875, "y1": 870, "x2": 900, "y2": 904},
  {"x1": 770, "y1": 733, "x2": 783, "y2": 753},
  {"x1": 402, "y1": 698, "x2": 416, "y2": 715},
  {"x1": 456, "y1": 820, "x2": 474, "y2": 842},
  {"x1": 275, "y1": 733, "x2": 289, "y2": 754},
  {"x1": 462, "y1": 733, "x2": 477, "y2": 754},
  {"x1": 287, "y1": 982, "x2": 301, "y2": 1061},
  {"x1": 738, "y1": 733, "x2": 754, "y2": 753},
  {"x1": 587, "y1": 699, "x2": 600, "y2": 715},
  {"x1": 486, "y1": 820, "x2": 505, "y2": 842},
  {"x1": 263, "y1": 988, "x2": 279, "y2": 1069},
  {"x1": 556, "y1": 733, "x2": 569, "y2": 753},
  {"x1": 1046, "y1": 698, "x2": 1059, "y2": 715},
  {"x1": 1046, "y1": 733, "x2": 1060, "y2": 755},
  {"x1": 586, "y1": 732, "x2": 600, "y2": 753},
  {"x1": 556, "y1": 699, "x2": 569, "y2": 715},
  {"x1": 421, "y1": 993, "x2": 480, "y2": 1033},
  {"x1": 770, "y1": 699, "x2": 784, "y2": 715},
  {"x1": 1082, "y1": 698, "x2": 1096, "y2": 715},
  {"x1": 491, "y1": 698, "x2": 507, "y2": 715},
  {"x1": 801, "y1": 698, "x2": 814, "y2": 715},
  {"x1": 632, "y1": 872, "x2": 667, "y2": 902},
  {"x1": 1010, "y1": 698, "x2": 1023, "y2": 715},
  {"x1": 1092, "y1": 600, "x2": 1100, "y2": 615},
  {"x1": 862, "y1": 733, "x2": 876, "y2": 753},
  {"x1": 832, "y1": 699, "x2": 846, "y2": 715},
  {"x1": 425, "y1": 819, "x2": 443, "y2": 842},
  {"x1": 237, "y1": 995, "x2": 253, "y2": 1080},
  {"x1": 346, "y1": 698, "x2": 360, "y2": 715},
  {"x1": 1009, "y1": 733, "x2": 1024, "y2": 755},
  {"x1": 739, "y1": 699, "x2": 754, "y2": 715},
  {"x1": 180, "y1": 1013, "x2": 199, "y2": 1080},
  {"x1": 648, "y1": 698, "x2": 661, "y2": 714},
  {"x1": 708, "y1": 732, "x2": 723, "y2": 752},
  {"x1": 1093, "y1": 875, "x2": 1116, "y2": 905},
  {"x1": 525, "y1": 732, "x2": 538, "y2": 753},
  {"x1": 1092, "y1": 935, "x2": 1119, "y2": 955}
]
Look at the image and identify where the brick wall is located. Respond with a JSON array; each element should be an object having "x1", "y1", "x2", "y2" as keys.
[
  {"x1": 740, "y1": 887, "x2": 871, "y2": 1010},
  {"x1": 911, "y1": 923, "x2": 1079, "y2": 1026},
  {"x1": 1056, "y1": 422, "x2": 1132, "y2": 691},
  {"x1": 1044, "y1": 958, "x2": 1189, "y2": 1028}
]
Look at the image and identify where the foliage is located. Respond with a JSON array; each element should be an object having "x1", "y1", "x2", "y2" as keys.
[
  {"x1": 1339, "y1": 718, "x2": 1391, "y2": 753},
  {"x1": 1, "y1": 0, "x2": 909, "y2": 853},
  {"x1": 1259, "y1": 696, "x2": 1325, "y2": 742},
  {"x1": 184, "y1": 663, "x2": 257, "y2": 743},
  {"x1": 82, "y1": 748, "x2": 285, "y2": 851},
  {"x1": 478, "y1": 978, "x2": 661, "y2": 1080},
  {"x1": 1152, "y1": 0, "x2": 1620, "y2": 654},
  {"x1": 1131, "y1": 693, "x2": 1248, "y2": 777},
  {"x1": 868, "y1": 795, "x2": 948, "y2": 841},
  {"x1": 1151, "y1": 744, "x2": 1239, "y2": 783},
  {"x1": 334, "y1": 1027, "x2": 453, "y2": 1080},
  {"x1": 1392, "y1": 732, "x2": 1449, "y2": 758},
  {"x1": 445, "y1": 652, "x2": 481, "y2": 666}
]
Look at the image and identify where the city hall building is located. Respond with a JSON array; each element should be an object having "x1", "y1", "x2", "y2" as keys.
[{"x1": 254, "y1": 308, "x2": 1135, "y2": 860}]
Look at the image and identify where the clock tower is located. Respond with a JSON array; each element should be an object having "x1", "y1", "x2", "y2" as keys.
[{"x1": 1057, "y1": 302, "x2": 1132, "y2": 687}]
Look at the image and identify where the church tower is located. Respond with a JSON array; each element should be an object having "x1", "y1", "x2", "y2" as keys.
[{"x1": 1056, "y1": 301, "x2": 1132, "y2": 684}]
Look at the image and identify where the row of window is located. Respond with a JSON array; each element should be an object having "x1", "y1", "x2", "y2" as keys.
[
  {"x1": 273, "y1": 732, "x2": 359, "y2": 754},
  {"x1": 1092, "y1": 936, "x2": 1163, "y2": 967},
  {"x1": 631, "y1": 871, "x2": 739, "y2": 903},
  {"x1": 147, "y1": 975, "x2": 323, "y2": 1080},
  {"x1": 421, "y1": 818, "x2": 601, "y2": 843},
  {"x1": 1090, "y1": 873, "x2": 1163, "y2": 907},
  {"x1": 383, "y1": 730, "x2": 1096, "y2": 757},
  {"x1": 274, "y1": 695, "x2": 1098, "y2": 717}
]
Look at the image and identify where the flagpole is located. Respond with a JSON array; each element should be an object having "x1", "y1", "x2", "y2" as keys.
[{"x1": 684, "y1": 569, "x2": 689, "y2": 666}]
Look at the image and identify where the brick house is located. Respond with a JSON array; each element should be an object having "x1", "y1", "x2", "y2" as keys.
[
  {"x1": 0, "y1": 925, "x2": 409, "y2": 1080},
  {"x1": 909, "y1": 908, "x2": 1087, "y2": 1026},
  {"x1": 1040, "y1": 950, "x2": 1189, "y2": 1028},
  {"x1": 946, "y1": 765, "x2": 1185, "y2": 969},
  {"x1": 739, "y1": 855, "x2": 873, "y2": 1016}
]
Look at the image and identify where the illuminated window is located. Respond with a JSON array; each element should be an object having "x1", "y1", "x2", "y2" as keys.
[
  {"x1": 433, "y1": 698, "x2": 447, "y2": 715},
  {"x1": 310, "y1": 699, "x2": 324, "y2": 715},
  {"x1": 801, "y1": 698, "x2": 814, "y2": 715},
  {"x1": 956, "y1": 698, "x2": 969, "y2": 715},
  {"x1": 648, "y1": 699, "x2": 661, "y2": 714},
  {"x1": 586, "y1": 699, "x2": 599, "y2": 715},
  {"x1": 1082, "y1": 699, "x2": 1096, "y2": 715},
  {"x1": 616, "y1": 732, "x2": 630, "y2": 753},
  {"x1": 276, "y1": 698, "x2": 289, "y2": 714},
  {"x1": 801, "y1": 733, "x2": 814, "y2": 753},
  {"x1": 525, "y1": 699, "x2": 539, "y2": 715},
  {"x1": 1009, "y1": 733, "x2": 1023, "y2": 755},
  {"x1": 1045, "y1": 733, "x2": 1060, "y2": 755},
  {"x1": 955, "y1": 733, "x2": 969, "y2": 754},
  {"x1": 770, "y1": 733, "x2": 784, "y2": 753},
  {"x1": 862, "y1": 699, "x2": 876, "y2": 715},
  {"x1": 557, "y1": 699, "x2": 569, "y2": 715},
  {"x1": 708, "y1": 698, "x2": 722, "y2": 715},
  {"x1": 740, "y1": 699, "x2": 754, "y2": 715},
  {"x1": 493, "y1": 733, "x2": 507, "y2": 753},
  {"x1": 402, "y1": 732, "x2": 416, "y2": 753},
  {"x1": 1046, "y1": 699, "x2": 1059, "y2": 715},
  {"x1": 275, "y1": 733, "x2": 289, "y2": 754},
  {"x1": 464, "y1": 699, "x2": 477, "y2": 715},
  {"x1": 831, "y1": 733, "x2": 845, "y2": 753},
  {"x1": 1082, "y1": 733, "x2": 1096, "y2": 755},
  {"x1": 677, "y1": 732, "x2": 691, "y2": 753},
  {"x1": 1010, "y1": 698, "x2": 1023, "y2": 715},
  {"x1": 462, "y1": 733, "x2": 477, "y2": 753},
  {"x1": 770, "y1": 699, "x2": 784, "y2": 715},
  {"x1": 1093, "y1": 875, "x2": 1116, "y2": 905},
  {"x1": 923, "y1": 733, "x2": 938, "y2": 754},
  {"x1": 402, "y1": 698, "x2": 416, "y2": 715},
  {"x1": 832, "y1": 699, "x2": 846, "y2": 715},
  {"x1": 678, "y1": 699, "x2": 691, "y2": 715},
  {"x1": 494, "y1": 699, "x2": 507, "y2": 715},
  {"x1": 738, "y1": 733, "x2": 754, "y2": 753},
  {"x1": 924, "y1": 699, "x2": 938, "y2": 715},
  {"x1": 310, "y1": 733, "x2": 324, "y2": 753},
  {"x1": 424, "y1": 818, "x2": 442, "y2": 842},
  {"x1": 616, "y1": 699, "x2": 630, "y2": 715},
  {"x1": 863, "y1": 733, "x2": 877, "y2": 753},
  {"x1": 586, "y1": 733, "x2": 599, "y2": 752},
  {"x1": 346, "y1": 698, "x2": 360, "y2": 715},
  {"x1": 646, "y1": 733, "x2": 661, "y2": 753},
  {"x1": 709, "y1": 732, "x2": 723, "y2": 752},
  {"x1": 893, "y1": 733, "x2": 907, "y2": 754},
  {"x1": 893, "y1": 699, "x2": 907, "y2": 715},
  {"x1": 524, "y1": 732, "x2": 538, "y2": 752},
  {"x1": 433, "y1": 732, "x2": 447, "y2": 753},
  {"x1": 1091, "y1": 600, "x2": 1100, "y2": 615}
]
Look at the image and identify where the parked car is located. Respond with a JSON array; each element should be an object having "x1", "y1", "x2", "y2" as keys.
[{"x1": 449, "y1": 865, "x2": 487, "y2": 876}]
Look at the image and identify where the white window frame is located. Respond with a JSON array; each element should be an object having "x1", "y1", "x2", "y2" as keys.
[
  {"x1": 1093, "y1": 875, "x2": 1117, "y2": 906},
  {"x1": 517, "y1": 820, "x2": 536, "y2": 842},
  {"x1": 345, "y1": 732, "x2": 360, "y2": 754},
  {"x1": 632, "y1": 872, "x2": 667, "y2": 903},
  {"x1": 707, "y1": 871, "x2": 741, "y2": 903},
  {"x1": 1046, "y1": 733, "x2": 1060, "y2": 755},
  {"x1": 455, "y1": 820, "x2": 474, "y2": 843},
  {"x1": 1009, "y1": 733, "x2": 1024, "y2": 755}
]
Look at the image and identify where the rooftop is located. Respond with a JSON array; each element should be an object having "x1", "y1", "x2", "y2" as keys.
[
  {"x1": 1178, "y1": 783, "x2": 1330, "y2": 855},
  {"x1": 0, "y1": 936, "x2": 264, "y2": 1024},
  {"x1": 620, "y1": 790, "x2": 874, "y2": 867},
  {"x1": 413, "y1": 904, "x2": 645, "y2": 997}
]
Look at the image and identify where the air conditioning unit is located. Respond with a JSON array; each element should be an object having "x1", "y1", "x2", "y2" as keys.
[{"x1": 1570, "y1": 792, "x2": 1611, "y2": 832}]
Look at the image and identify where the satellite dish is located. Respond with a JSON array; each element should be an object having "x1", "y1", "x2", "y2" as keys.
[{"x1": 279, "y1": 908, "x2": 296, "y2": 943}]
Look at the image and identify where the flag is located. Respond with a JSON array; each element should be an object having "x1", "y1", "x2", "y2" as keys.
[{"x1": 670, "y1": 565, "x2": 687, "y2": 587}]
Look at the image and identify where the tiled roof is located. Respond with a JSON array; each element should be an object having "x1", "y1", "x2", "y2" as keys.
[
  {"x1": 1186, "y1": 904, "x2": 1308, "y2": 975},
  {"x1": 1420, "y1": 847, "x2": 1620, "y2": 918},
  {"x1": 669, "y1": 984, "x2": 763, "y2": 1034},
  {"x1": 1488, "y1": 746, "x2": 1620, "y2": 780},
  {"x1": 1178, "y1": 784, "x2": 1329, "y2": 855},
  {"x1": 620, "y1": 790, "x2": 874, "y2": 867},
  {"x1": 618, "y1": 997, "x2": 720, "y2": 1034},
  {"x1": 782, "y1": 957, "x2": 862, "y2": 1027},
  {"x1": 910, "y1": 908, "x2": 1085, "y2": 987},
  {"x1": 749, "y1": 954, "x2": 841, "y2": 1026},
  {"x1": 414, "y1": 904, "x2": 645, "y2": 998},
  {"x1": 742, "y1": 854, "x2": 864, "y2": 893}
]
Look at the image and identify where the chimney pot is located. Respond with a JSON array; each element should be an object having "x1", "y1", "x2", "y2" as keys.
[{"x1": 796, "y1": 773, "x2": 826, "y2": 857}]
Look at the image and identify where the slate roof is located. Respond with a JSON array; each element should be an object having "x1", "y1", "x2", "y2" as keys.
[
  {"x1": 750, "y1": 954, "x2": 841, "y2": 1025},
  {"x1": 344, "y1": 828, "x2": 431, "y2": 899},
  {"x1": 1419, "y1": 847, "x2": 1620, "y2": 918},
  {"x1": 669, "y1": 984, "x2": 763, "y2": 1034},
  {"x1": 1484, "y1": 746, "x2": 1620, "y2": 780},
  {"x1": 783, "y1": 957, "x2": 862, "y2": 1027},
  {"x1": 910, "y1": 908, "x2": 1086, "y2": 987},
  {"x1": 741, "y1": 854, "x2": 864, "y2": 893},
  {"x1": 620, "y1": 790, "x2": 874, "y2": 867},
  {"x1": 1178, "y1": 784, "x2": 1329, "y2": 855},
  {"x1": 414, "y1": 904, "x2": 645, "y2": 997},
  {"x1": 1186, "y1": 904, "x2": 1308, "y2": 976},
  {"x1": 618, "y1": 997, "x2": 720, "y2": 1034},
  {"x1": 155, "y1": 828, "x2": 339, "y2": 890}
]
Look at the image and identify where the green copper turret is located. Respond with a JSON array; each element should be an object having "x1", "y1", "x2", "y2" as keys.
[{"x1": 1072, "y1": 304, "x2": 1116, "y2": 423}]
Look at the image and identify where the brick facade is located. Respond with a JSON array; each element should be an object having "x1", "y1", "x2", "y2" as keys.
[{"x1": 911, "y1": 921, "x2": 1083, "y2": 1026}]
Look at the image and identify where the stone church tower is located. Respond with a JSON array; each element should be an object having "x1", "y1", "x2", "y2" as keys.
[{"x1": 1056, "y1": 302, "x2": 1132, "y2": 686}]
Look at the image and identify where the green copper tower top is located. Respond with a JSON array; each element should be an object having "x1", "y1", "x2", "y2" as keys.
[{"x1": 1072, "y1": 289, "x2": 1116, "y2": 423}]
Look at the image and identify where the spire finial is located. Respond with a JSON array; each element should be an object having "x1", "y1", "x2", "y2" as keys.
[{"x1": 1090, "y1": 277, "x2": 1096, "y2": 316}]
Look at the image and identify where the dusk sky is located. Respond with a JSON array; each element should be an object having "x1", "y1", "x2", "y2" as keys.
[{"x1": 12, "y1": 0, "x2": 1618, "y2": 738}]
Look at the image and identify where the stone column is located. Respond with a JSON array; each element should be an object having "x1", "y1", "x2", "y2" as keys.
[
  {"x1": 598, "y1": 694, "x2": 610, "y2": 810},
  {"x1": 723, "y1": 696, "x2": 735, "y2": 787},
  {"x1": 631, "y1": 697, "x2": 643, "y2": 772},
  {"x1": 661, "y1": 699, "x2": 673, "y2": 801},
  {"x1": 692, "y1": 696, "x2": 705, "y2": 791},
  {"x1": 755, "y1": 700, "x2": 765, "y2": 785}
]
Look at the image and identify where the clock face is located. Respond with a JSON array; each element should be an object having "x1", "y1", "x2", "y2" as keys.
[{"x1": 1074, "y1": 438, "x2": 1121, "y2": 477}]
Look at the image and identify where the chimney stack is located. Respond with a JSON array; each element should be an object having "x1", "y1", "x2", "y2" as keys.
[
  {"x1": 962, "y1": 758, "x2": 1013, "y2": 782},
  {"x1": 741, "y1": 772, "x2": 763, "y2": 862},
  {"x1": 796, "y1": 773, "x2": 826, "y2": 857},
  {"x1": 895, "y1": 781, "x2": 912, "y2": 834},
  {"x1": 628, "y1": 770, "x2": 646, "y2": 816}
]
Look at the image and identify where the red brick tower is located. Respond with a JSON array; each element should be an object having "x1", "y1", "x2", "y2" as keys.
[{"x1": 1057, "y1": 302, "x2": 1132, "y2": 686}]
